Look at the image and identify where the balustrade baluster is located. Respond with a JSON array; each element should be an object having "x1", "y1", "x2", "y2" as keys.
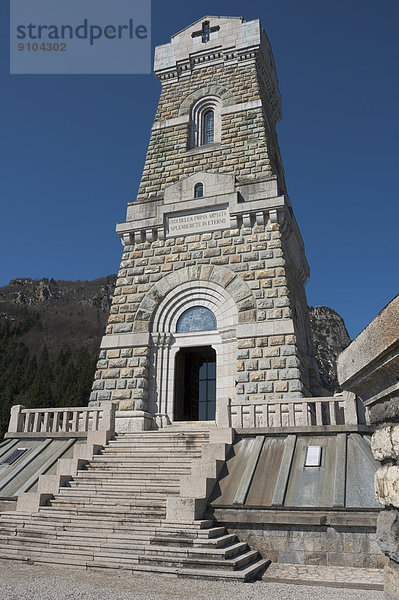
[
  {"x1": 22, "y1": 413, "x2": 28, "y2": 433},
  {"x1": 288, "y1": 403, "x2": 295, "y2": 426},
  {"x1": 72, "y1": 411, "x2": 79, "y2": 432},
  {"x1": 83, "y1": 411, "x2": 89, "y2": 431},
  {"x1": 249, "y1": 404, "x2": 255, "y2": 428},
  {"x1": 330, "y1": 402, "x2": 337, "y2": 425},
  {"x1": 315, "y1": 401, "x2": 323, "y2": 425},
  {"x1": 302, "y1": 402, "x2": 309, "y2": 426},
  {"x1": 52, "y1": 412, "x2": 60, "y2": 433},
  {"x1": 238, "y1": 405, "x2": 243, "y2": 428},
  {"x1": 275, "y1": 403, "x2": 281, "y2": 427},
  {"x1": 261, "y1": 404, "x2": 268, "y2": 427},
  {"x1": 33, "y1": 412, "x2": 40, "y2": 432},
  {"x1": 43, "y1": 412, "x2": 50, "y2": 432}
]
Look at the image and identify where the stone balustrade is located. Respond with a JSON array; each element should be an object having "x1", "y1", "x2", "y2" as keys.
[
  {"x1": 7, "y1": 404, "x2": 115, "y2": 437},
  {"x1": 229, "y1": 393, "x2": 359, "y2": 429}
]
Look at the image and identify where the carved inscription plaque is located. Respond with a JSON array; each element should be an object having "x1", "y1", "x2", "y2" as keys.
[{"x1": 166, "y1": 207, "x2": 230, "y2": 237}]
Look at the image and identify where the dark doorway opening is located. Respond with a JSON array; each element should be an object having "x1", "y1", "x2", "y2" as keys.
[{"x1": 174, "y1": 346, "x2": 216, "y2": 421}]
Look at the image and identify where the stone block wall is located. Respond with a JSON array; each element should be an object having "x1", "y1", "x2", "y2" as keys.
[
  {"x1": 91, "y1": 215, "x2": 315, "y2": 410},
  {"x1": 137, "y1": 54, "x2": 280, "y2": 202},
  {"x1": 227, "y1": 523, "x2": 386, "y2": 569},
  {"x1": 92, "y1": 346, "x2": 150, "y2": 409}
]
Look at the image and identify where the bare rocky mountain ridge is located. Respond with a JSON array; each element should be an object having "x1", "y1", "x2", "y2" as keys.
[
  {"x1": 0, "y1": 276, "x2": 116, "y2": 356},
  {"x1": 308, "y1": 305, "x2": 351, "y2": 394},
  {"x1": 0, "y1": 277, "x2": 349, "y2": 393}
]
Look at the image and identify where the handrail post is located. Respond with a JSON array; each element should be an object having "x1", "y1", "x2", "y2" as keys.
[
  {"x1": 101, "y1": 403, "x2": 116, "y2": 434},
  {"x1": 8, "y1": 405, "x2": 25, "y2": 433},
  {"x1": 342, "y1": 391, "x2": 358, "y2": 425}
]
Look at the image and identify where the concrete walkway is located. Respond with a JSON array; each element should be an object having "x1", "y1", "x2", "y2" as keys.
[{"x1": 0, "y1": 560, "x2": 384, "y2": 600}]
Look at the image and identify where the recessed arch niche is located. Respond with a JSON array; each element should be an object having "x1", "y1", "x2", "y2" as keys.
[{"x1": 148, "y1": 280, "x2": 238, "y2": 428}]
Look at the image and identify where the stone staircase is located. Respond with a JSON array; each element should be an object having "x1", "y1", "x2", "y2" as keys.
[{"x1": 0, "y1": 430, "x2": 269, "y2": 581}]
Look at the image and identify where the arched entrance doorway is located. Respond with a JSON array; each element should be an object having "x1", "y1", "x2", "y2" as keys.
[
  {"x1": 174, "y1": 346, "x2": 216, "y2": 421},
  {"x1": 148, "y1": 279, "x2": 239, "y2": 428}
]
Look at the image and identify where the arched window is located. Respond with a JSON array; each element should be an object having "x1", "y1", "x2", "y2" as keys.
[
  {"x1": 202, "y1": 110, "x2": 214, "y2": 145},
  {"x1": 194, "y1": 182, "x2": 204, "y2": 198},
  {"x1": 189, "y1": 96, "x2": 221, "y2": 149}
]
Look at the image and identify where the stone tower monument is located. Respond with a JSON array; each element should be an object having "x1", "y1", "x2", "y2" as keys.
[{"x1": 90, "y1": 16, "x2": 320, "y2": 431}]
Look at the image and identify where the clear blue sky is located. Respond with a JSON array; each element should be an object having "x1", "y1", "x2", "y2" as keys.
[{"x1": 0, "y1": 0, "x2": 398, "y2": 339}]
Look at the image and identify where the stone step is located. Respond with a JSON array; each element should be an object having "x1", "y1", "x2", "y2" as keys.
[
  {"x1": 105, "y1": 440, "x2": 207, "y2": 447},
  {"x1": 57, "y1": 488, "x2": 178, "y2": 497},
  {"x1": 44, "y1": 507, "x2": 165, "y2": 520},
  {"x1": 68, "y1": 480, "x2": 180, "y2": 488},
  {"x1": 73, "y1": 472, "x2": 185, "y2": 480},
  {"x1": 0, "y1": 427, "x2": 269, "y2": 582},
  {"x1": 137, "y1": 549, "x2": 259, "y2": 571},
  {"x1": 99, "y1": 448, "x2": 204, "y2": 455},
  {"x1": 0, "y1": 515, "x2": 218, "y2": 536},
  {"x1": 90, "y1": 460, "x2": 201, "y2": 467},
  {"x1": 0, "y1": 526, "x2": 152, "y2": 542},
  {"x1": 150, "y1": 533, "x2": 237, "y2": 548},
  {"x1": 0, "y1": 517, "x2": 163, "y2": 534},
  {"x1": 0, "y1": 526, "x2": 234, "y2": 550},
  {"x1": 84, "y1": 465, "x2": 192, "y2": 472},
  {"x1": 58, "y1": 491, "x2": 178, "y2": 500},
  {"x1": 79, "y1": 468, "x2": 190, "y2": 475},
  {"x1": 0, "y1": 536, "x2": 252, "y2": 566},
  {"x1": 103, "y1": 445, "x2": 205, "y2": 452},
  {"x1": 50, "y1": 494, "x2": 166, "y2": 505},
  {"x1": 40, "y1": 507, "x2": 166, "y2": 520},
  {"x1": 86, "y1": 463, "x2": 191, "y2": 469},
  {"x1": 0, "y1": 531, "x2": 242, "y2": 554},
  {"x1": 109, "y1": 434, "x2": 209, "y2": 444},
  {"x1": 60, "y1": 489, "x2": 178, "y2": 498},
  {"x1": 0, "y1": 547, "x2": 268, "y2": 581}
]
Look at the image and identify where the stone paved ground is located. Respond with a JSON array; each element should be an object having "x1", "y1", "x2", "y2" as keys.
[
  {"x1": 0, "y1": 560, "x2": 384, "y2": 600},
  {"x1": 263, "y1": 564, "x2": 384, "y2": 590}
]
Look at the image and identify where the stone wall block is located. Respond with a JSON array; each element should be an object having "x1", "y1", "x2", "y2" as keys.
[
  {"x1": 375, "y1": 465, "x2": 399, "y2": 508},
  {"x1": 237, "y1": 297, "x2": 256, "y2": 311},
  {"x1": 369, "y1": 397, "x2": 399, "y2": 426},
  {"x1": 280, "y1": 368, "x2": 301, "y2": 380},
  {"x1": 109, "y1": 359, "x2": 127, "y2": 369},
  {"x1": 103, "y1": 369, "x2": 120, "y2": 379},
  {"x1": 238, "y1": 309, "x2": 256, "y2": 323},
  {"x1": 112, "y1": 390, "x2": 132, "y2": 400},
  {"x1": 113, "y1": 323, "x2": 134, "y2": 333},
  {"x1": 385, "y1": 560, "x2": 399, "y2": 600},
  {"x1": 372, "y1": 425, "x2": 396, "y2": 461},
  {"x1": 92, "y1": 381, "x2": 104, "y2": 391},
  {"x1": 376, "y1": 509, "x2": 399, "y2": 562}
]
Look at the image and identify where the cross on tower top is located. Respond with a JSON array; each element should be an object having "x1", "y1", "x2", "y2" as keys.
[{"x1": 191, "y1": 21, "x2": 220, "y2": 43}]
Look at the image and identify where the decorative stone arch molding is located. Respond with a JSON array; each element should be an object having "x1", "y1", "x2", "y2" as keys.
[
  {"x1": 178, "y1": 85, "x2": 236, "y2": 116},
  {"x1": 133, "y1": 265, "x2": 256, "y2": 333},
  {"x1": 179, "y1": 85, "x2": 236, "y2": 150},
  {"x1": 190, "y1": 96, "x2": 222, "y2": 147},
  {"x1": 140, "y1": 266, "x2": 254, "y2": 428},
  {"x1": 152, "y1": 280, "x2": 238, "y2": 334}
]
